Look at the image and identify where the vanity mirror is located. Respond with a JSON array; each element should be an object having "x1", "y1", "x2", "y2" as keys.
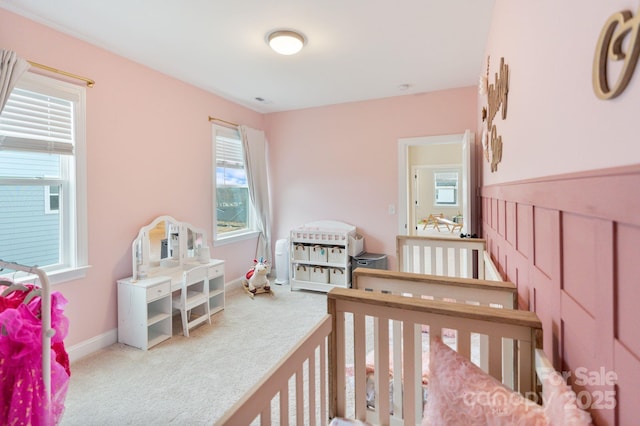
[{"x1": 132, "y1": 215, "x2": 209, "y2": 281}]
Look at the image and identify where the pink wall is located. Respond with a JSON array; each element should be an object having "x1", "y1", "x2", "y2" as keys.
[
  {"x1": 481, "y1": 1, "x2": 640, "y2": 423},
  {"x1": 2, "y1": 9, "x2": 478, "y2": 349},
  {"x1": 1, "y1": 9, "x2": 264, "y2": 346},
  {"x1": 265, "y1": 88, "x2": 477, "y2": 267},
  {"x1": 480, "y1": 0, "x2": 640, "y2": 185}
]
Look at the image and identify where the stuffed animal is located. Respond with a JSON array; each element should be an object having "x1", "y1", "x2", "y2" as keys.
[{"x1": 244, "y1": 257, "x2": 272, "y2": 297}]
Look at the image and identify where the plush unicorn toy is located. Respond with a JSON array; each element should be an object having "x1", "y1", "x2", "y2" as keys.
[{"x1": 243, "y1": 257, "x2": 272, "y2": 297}]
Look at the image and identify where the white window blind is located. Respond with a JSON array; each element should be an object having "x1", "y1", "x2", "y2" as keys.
[
  {"x1": 215, "y1": 128, "x2": 243, "y2": 169},
  {"x1": 0, "y1": 87, "x2": 74, "y2": 155}
]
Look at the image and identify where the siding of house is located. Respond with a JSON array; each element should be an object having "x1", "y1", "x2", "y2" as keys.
[{"x1": 0, "y1": 152, "x2": 60, "y2": 267}]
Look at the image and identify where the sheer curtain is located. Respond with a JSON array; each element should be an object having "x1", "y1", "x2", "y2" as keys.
[
  {"x1": 239, "y1": 125, "x2": 272, "y2": 261},
  {"x1": 0, "y1": 50, "x2": 30, "y2": 113}
]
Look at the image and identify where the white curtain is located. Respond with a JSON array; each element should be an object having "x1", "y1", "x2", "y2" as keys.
[
  {"x1": 239, "y1": 125, "x2": 272, "y2": 262},
  {"x1": 0, "y1": 50, "x2": 30, "y2": 114}
]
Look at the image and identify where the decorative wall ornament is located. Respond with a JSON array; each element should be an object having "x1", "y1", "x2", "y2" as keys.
[
  {"x1": 479, "y1": 56, "x2": 510, "y2": 172},
  {"x1": 593, "y1": 7, "x2": 640, "y2": 100}
]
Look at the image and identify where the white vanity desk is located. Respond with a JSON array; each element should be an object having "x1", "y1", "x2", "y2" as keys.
[{"x1": 117, "y1": 216, "x2": 225, "y2": 350}]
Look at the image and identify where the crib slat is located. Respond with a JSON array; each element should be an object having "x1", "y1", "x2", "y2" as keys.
[
  {"x1": 353, "y1": 312, "x2": 367, "y2": 421},
  {"x1": 296, "y1": 366, "x2": 303, "y2": 423},
  {"x1": 260, "y1": 406, "x2": 271, "y2": 426},
  {"x1": 457, "y1": 329, "x2": 471, "y2": 360},
  {"x1": 479, "y1": 333, "x2": 489, "y2": 372},
  {"x1": 401, "y1": 322, "x2": 417, "y2": 426},
  {"x1": 488, "y1": 334, "x2": 502, "y2": 381},
  {"x1": 333, "y1": 310, "x2": 346, "y2": 417},
  {"x1": 518, "y1": 339, "x2": 533, "y2": 394},
  {"x1": 309, "y1": 352, "x2": 316, "y2": 426},
  {"x1": 442, "y1": 247, "x2": 449, "y2": 277},
  {"x1": 391, "y1": 320, "x2": 403, "y2": 419},
  {"x1": 374, "y1": 316, "x2": 390, "y2": 425},
  {"x1": 280, "y1": 382, "x2": 289, "y2": 426},
  {"x1": 320, "y1": 340, "x2": 327, "y2": 426}
]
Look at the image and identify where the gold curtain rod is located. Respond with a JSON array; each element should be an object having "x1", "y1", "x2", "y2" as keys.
[
  {"x1": 208, "y1": 116, "x2": 239, "y2": 128},
  {"x1": 27, "y1": 60, "x2": 95, "y2": 88}
]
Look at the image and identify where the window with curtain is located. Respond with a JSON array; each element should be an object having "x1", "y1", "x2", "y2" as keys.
[
  {"x1": 213, "y1": 125, "x2": 257, "y2": 243},
  {"x1": 0, "y1": 72, "x2": 88, "y2": 283}
]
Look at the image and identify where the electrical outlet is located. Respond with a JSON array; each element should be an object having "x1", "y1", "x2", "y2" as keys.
[{"x1": 388, "y1": 204, "x2": 396, "y2": 215}]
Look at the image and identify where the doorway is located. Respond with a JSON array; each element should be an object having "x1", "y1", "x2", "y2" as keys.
[{"x1": 397, "y1": 131, "x2": 473, "y2": 236}]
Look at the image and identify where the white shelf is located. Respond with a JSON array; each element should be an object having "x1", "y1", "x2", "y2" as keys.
[{"x1": 289, "y1": 220, "x2": 359, "y2": 293}]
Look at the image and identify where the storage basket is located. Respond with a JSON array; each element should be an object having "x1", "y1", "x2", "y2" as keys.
[
  {"x1": 348, "y1": 234, "x2": 364, "y2": 256},
  {"x1": 294, "y1": 265, "x2": 310, "y2": 281},
  {"x1": 328, "y1": 246, "x2": 347, "y2": 264},
  {"x1": 329, "y1": 267, "x2": 349, "y2": 286},
  {"x1": 309, "y1": 245, "x2": 328, "y2": 263},
  {"x1": 309, "y1": 266, "x2": 329, "y2": 284},
  {"x1": 293, "y1": 244, "x2": 310, "y2": 261}
]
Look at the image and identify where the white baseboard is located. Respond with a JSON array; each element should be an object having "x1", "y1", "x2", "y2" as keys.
[
  {"x1": 67, "y1": 328, "x2": 118, "y2": 363},
  {"x1": 68, "y1": 276, "x2": 245, "y2": 363}
]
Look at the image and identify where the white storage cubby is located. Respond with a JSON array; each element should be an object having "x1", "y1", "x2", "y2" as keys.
[{"x1": 289, "y1": 220, "x2": 362, "y2": 293}]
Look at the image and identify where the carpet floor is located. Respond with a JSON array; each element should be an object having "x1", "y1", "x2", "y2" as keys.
[{"x1": 59, "y1": 284, "x2": 327, "y2": 425}]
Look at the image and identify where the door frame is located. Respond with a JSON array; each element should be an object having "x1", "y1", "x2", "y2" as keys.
[{"x1": 397, "y1": 131, "x2": 473, "y2": 236}]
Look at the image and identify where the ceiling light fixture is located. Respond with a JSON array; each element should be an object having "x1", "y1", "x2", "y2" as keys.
[{"x1": 267, "y1": 30, "x2": 305, "y2": 55}]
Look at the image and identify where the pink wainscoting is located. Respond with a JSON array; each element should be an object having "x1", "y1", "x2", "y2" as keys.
[{"x1": 482, "y1": 164, "x2": 640, "y2": 425}]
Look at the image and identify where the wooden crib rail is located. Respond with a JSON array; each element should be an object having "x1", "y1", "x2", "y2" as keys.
[
  {"x1": 215, "y1": 315, "x2": 332, "y2": 426},
  {"x1": 352, "y1": 268, "x2": 517, "y2": 309},
  {"x1": 328, "y1": 288, "x2": 542, "y2": 425},
  {"x1": 397, "y1": 235, "x2": 488, "y2": 279}
]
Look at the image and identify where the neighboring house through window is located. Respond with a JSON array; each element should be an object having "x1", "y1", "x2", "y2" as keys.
[
  {"x1": 0, "y1": 72, "x2": 88, "y2": 283},
  {"x1": 212, "y1": 124, "x2": 258, "y2": 244}
]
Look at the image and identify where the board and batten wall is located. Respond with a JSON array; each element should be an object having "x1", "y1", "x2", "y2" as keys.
[{"x1": 482, "y1": 166, "x2": 640, "y2": 425}]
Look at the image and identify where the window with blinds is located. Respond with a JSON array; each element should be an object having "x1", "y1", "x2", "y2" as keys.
[
  {"x1": 434, "y1": 170, "x2": 459, "y2": 206},
  {"x1": 0, "y1": 72, "x2": 87, "y2": 281},
  {"x1": 213, "y1": 125, "x2": 256, "y2": 242}
]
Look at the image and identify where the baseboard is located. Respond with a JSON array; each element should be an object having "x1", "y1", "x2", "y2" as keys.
[
  {"x1": 68, "y1": 276, "x2": 246, "y2": 362},
  {"x1": 67, "y1": 328, "x2": 118, "y2": 363},
  {"x1": 225, "y1": 276, "x2": 244, "y2": 292}
]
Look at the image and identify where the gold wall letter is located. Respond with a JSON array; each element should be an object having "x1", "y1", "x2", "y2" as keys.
[{"x1": 593, "y1": 7, "x2": 640, "y2": 100}]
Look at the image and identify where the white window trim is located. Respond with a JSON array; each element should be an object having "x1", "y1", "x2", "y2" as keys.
[
  {"x1": 212, "y1": 124, "x2": 258, "y2": 245},
  {"x1": 0, "y1": 72, "x2": 89, "y2": 284},
  {"x1": 433, "y1": 168, "x2": 460, "y2": 207}
]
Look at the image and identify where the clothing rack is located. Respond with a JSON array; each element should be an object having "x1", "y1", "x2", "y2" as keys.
[{"x1": 0, "y1": 260, "x2": 54, "y2": 418}]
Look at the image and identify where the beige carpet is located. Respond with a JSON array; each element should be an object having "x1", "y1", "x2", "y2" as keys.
[{"x1": 60, "y1": 284, "x2": 327, "y2": 425}]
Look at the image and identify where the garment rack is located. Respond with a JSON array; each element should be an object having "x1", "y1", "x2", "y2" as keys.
[{"x1": 0, "y1": 260, "x2": 54, "y2": 418}]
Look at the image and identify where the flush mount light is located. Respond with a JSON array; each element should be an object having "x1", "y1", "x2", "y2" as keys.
[{"x1": 267, "y1": 30, "x2": 305, "y2": 55}]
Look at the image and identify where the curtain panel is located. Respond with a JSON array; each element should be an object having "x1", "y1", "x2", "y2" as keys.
[
  {"x1": 0, "y1": 50, "x2": 30, "y2": 114},
  {"x1": 239, "y1": 125, "x2": 272, "y2": 261}
]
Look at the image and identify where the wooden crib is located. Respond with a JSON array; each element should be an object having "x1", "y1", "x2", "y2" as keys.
[
  {"x1": 215, "y1": 237, "x2": 542, "y2": 425},
  {"x1": 396, "y1": 235, "x2": 502, "y2": 281},
  {"x1": 215, "y1": 284, "x2": 543, "y2": 425}
]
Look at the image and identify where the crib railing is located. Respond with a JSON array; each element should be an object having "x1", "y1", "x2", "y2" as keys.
[
  {"x1": 397, "y1": 236, "x2": 498, "y2": 280},
  {"x1": 352, "y1": 268, "x2": 516, "y2": 309},
  {"x1": 328, "y1": 288, "x2": 542, "y2": 426},
  {"x1": 214, "y1": 315, "x2": 332, "y2": 426}
]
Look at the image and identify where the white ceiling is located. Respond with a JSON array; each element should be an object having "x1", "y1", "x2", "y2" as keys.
[{"x1": 1, "y1": 0, "x2": 495, "y2": 113}]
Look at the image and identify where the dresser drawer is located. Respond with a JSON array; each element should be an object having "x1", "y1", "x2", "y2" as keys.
[
  {"x1": 146, "y1": 280, "x2": 170, "y2": 301},
  {"x1": 209, "y1": 264, "x2": 224, "y2": 278}
]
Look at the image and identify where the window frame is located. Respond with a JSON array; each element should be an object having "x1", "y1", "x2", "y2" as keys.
[
  {"x1": 211, "y1": 124, "x2": 259, "y2": 246},
  {"x1": 0, "y1": 72, "x2": 89, "y2": 285},
  {"x1": 433, "y1": 170, "x2": 460, "y2": 207}
]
